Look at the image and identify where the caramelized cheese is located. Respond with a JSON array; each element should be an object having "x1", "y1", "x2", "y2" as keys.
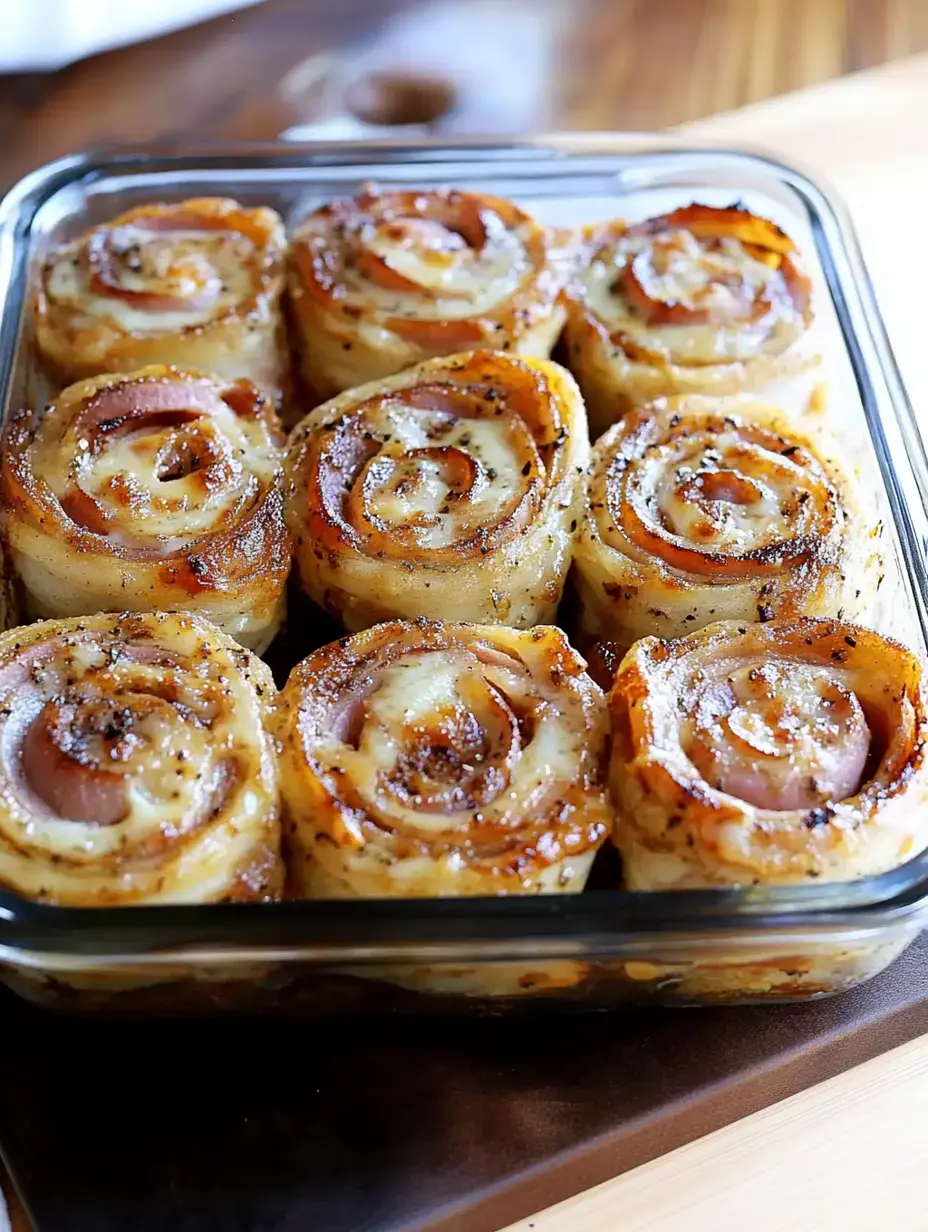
[
  {"x1": 273, "y1": 620, "x2": 613, "y2": 897},
  {"x1": 0, "y1": 611, "x2": 281, "y2": 905},
  {"x1": 572, "y1": 395, "x2": 880, "y2": 653},
  {"x1": 609, "y1": 618, "x2": 928, "y2": 887},
  {"x1": 286, "y1": 188, "x2": 568, "y2": 398},
  {"x1": 0, "y1": 366, "x2": 290, "y2": 651},
  {"x1": 285, "y1": 352, "x2": 588, "y2": 631}
]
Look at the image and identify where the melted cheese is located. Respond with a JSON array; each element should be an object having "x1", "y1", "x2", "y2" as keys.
[
  {"x1": 627, "y1": 426, "x2": 826, "y2": 559},
  {"x1": 582, "y1": 231, "x2": 804, "y2": 365},
  {"x1": 0, "y1": 613, "x2": 280, "y2": 905},
  {"x1": 305, "y1": 212, "x2": 533, "y2": 323},
  {"x1": 34, "y1": 397, "x2": 277, "y2": 548},
  {"x1": 358, "y1": 399, "x2": 524, "y2": 551},
  {"x1": 46, "y1": 227, "x2": 258, "y2": 334},
  {"x1": 312, "y1": 642, "x2": 594, "y2": 838}
]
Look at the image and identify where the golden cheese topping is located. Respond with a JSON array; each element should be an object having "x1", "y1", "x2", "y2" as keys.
[
  {"x1": 273, "y1": 620, "x2": 613, "y2": 897},
  {"x1": 599, "y1": 406, "x2": 840, "y2": 580},
  {"x1": 610, "y1": 618, "x2": 928, "y2": 888},
  {"x1": 0, "y1": 366, "x2": 290, "y2": 651},
  {"x1": 285, "y1": 352, "x2": 588, "y2": 631},
  {"x1": 0, "y1": 611, "x2": 281, "y2": 905},
  {"x1": 578, "y1": 204, "x2": 812, "y2": 367},
  {"x1": 47, "y1": 226, "x2": 258, "y2": 333},
  {"x1": 26, "y1": 370, "x2": 282, "y2": 552},
  {"x1": 41, "y1": 198, "x2": 285, "y2": 335},
  {"x1": 290, "y1": 188, "x2": 563, "y2": 347},
  {"x1": 572, "y1": 396, "x2": 879, "y2": 655},
  {"x1": 305, "y1": 383, "x2": 542, "y2": 561},
  {"x1": 342, "y1": 208, "x2": 531, "y2": 319}
]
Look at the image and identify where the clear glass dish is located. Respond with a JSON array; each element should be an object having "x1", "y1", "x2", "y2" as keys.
[{"x1": 0, "y1": 136, "x2": 926, "y2": 1016}]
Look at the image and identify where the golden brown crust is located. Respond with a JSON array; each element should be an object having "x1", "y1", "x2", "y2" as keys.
[
  {"x1": 609, "y1": 617, "x2": 928, "y2": 888},
  {"x1": 34, "y1": 198, "x2": 289, "y2": 401},
  {"x1": 0, "y1": 611, "x2": 282, "y2": 905},
  {"x1": 286, "y1": 188, "x2": 568, "y2": 398},
  {"x1": 563, "y1": 203, "x2": 819, "y2": 435},
  {"x1": 0, "y1": 365, "x2": 290, "y2": 651},
  {"x1": 272, "y1": 619, "x2": 614, "y2": 897},
  {"x1": 572, "y1": 395, "x2": 880, "y2": 654},
  {"x1": 285, "y1": 351, "x2": 589, "y2": 631}
]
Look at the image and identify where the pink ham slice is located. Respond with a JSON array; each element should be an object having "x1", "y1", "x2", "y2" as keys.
[
  {"x1": 0, "y1": 636, "x2": 179, "y2": 825},
  {"x1": 713, "y1": 724, "x2": 870, "y2": 811},
  {"x1": 21, "y1": 713, "x2": 128, "y2": 826},
  {"x1": 79, "y1": 377, "x2": 227, "y2": 429},
  {"x1": 689, "y1": 668, "x2": 872, "y2": 812}
]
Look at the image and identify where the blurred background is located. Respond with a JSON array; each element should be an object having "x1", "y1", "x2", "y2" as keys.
[{"x1": 1, "y1": 0, "x2": 928, "y2": 188}]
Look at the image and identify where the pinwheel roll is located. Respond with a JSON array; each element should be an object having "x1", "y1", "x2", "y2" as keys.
[
  {"x1": 572, "y1": 396, "x2": 878, "y2": 653},
  {"x1": 35, "y1": 198, "x2": 288, "y2": 399},
  {"x1": 610, "y1": 618, "x2": 928, "y2": 889},
  {"x1": 286, "y1": 188, "x2": 568, "y2": 398},
  {"x1": 1, "y1": 366, "x2": 290, "y2": 652},
  {"x1": 0, "y1": 611, "x2": 281, "y2": 905},
  {"x1": 564, "y1": 204, "x2": 818, "y2": 434},
  {"x1": 273, "y1": 620, "x2": 613, "y2": 898},
  {"x1": 285, "y1": 351, "x2": 588, "y2": 631}
]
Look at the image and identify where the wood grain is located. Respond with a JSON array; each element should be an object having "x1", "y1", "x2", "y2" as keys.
[
  {"x1": 3, "y1": 0, "x2": 928, "y2": 189},
  {"x1": 502, "y1": 1034, "x2": 928, "y2": 1232}
]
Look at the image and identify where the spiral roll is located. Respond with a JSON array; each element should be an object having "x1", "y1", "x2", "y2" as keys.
[
  {"x1": 0, "y1": 611, "x2": 282, "y2": 905},
  {"x1": 610, "y1": 618, "x2": 928, "y2": 888},
  {"x1": 272, "y1": 620, "x2": 614, "y2": 897},
  {"x1": 35, "y1": 197, "x2": 289, "y2": 399},
  {"x1": 285, "y1": 351, "x2": 588, "y2": 631},
  {"x1": 572, "y1": 396, "x2": 878, "y2": 652},
  {"x1": 286, "y1": 188, "x2": 568, "y2": 398},
  {"x1": 1, "y1": 365, "x2": 290, "y2": 652},
  {"x1": 564, "y1": 203, "x2": 818, "y2": 434}
]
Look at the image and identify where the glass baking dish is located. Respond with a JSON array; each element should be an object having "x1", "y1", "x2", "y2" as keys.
[{"x1": 1, "y1": 136, "x2": 927, "y2": 1016}]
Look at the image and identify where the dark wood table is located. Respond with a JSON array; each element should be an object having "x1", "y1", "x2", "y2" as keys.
[{"x1": 2, "y1": 0, "x2": 928, "y2": 189}]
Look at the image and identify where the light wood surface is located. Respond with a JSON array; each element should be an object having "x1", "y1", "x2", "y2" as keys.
[
  {"x1": 503, "y1": 1034, "x2": 928, "y2": 1232},
  {"x1": 505, "y1": 51, "x2": 928, "y2": 1232}
]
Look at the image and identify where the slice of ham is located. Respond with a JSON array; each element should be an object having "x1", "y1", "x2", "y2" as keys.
[
  {"x1": 86, "y1": 224, "x2": 227, "y2": 314},
  {"x1": 77, "y1": 376, "x2": 227, "y2": 432},
  {"x1": 711, "y1": 711, "x2": 870, "y2": 811},
  {"x1": 0, "y1": 636, "x2": 180, "y2": 826},
  {"x1": 22, "y1": 706, "x2": 129, "y2": 826},
  {"x1": 686, "y1": 664, "x2": 871, "y2": 811}
]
